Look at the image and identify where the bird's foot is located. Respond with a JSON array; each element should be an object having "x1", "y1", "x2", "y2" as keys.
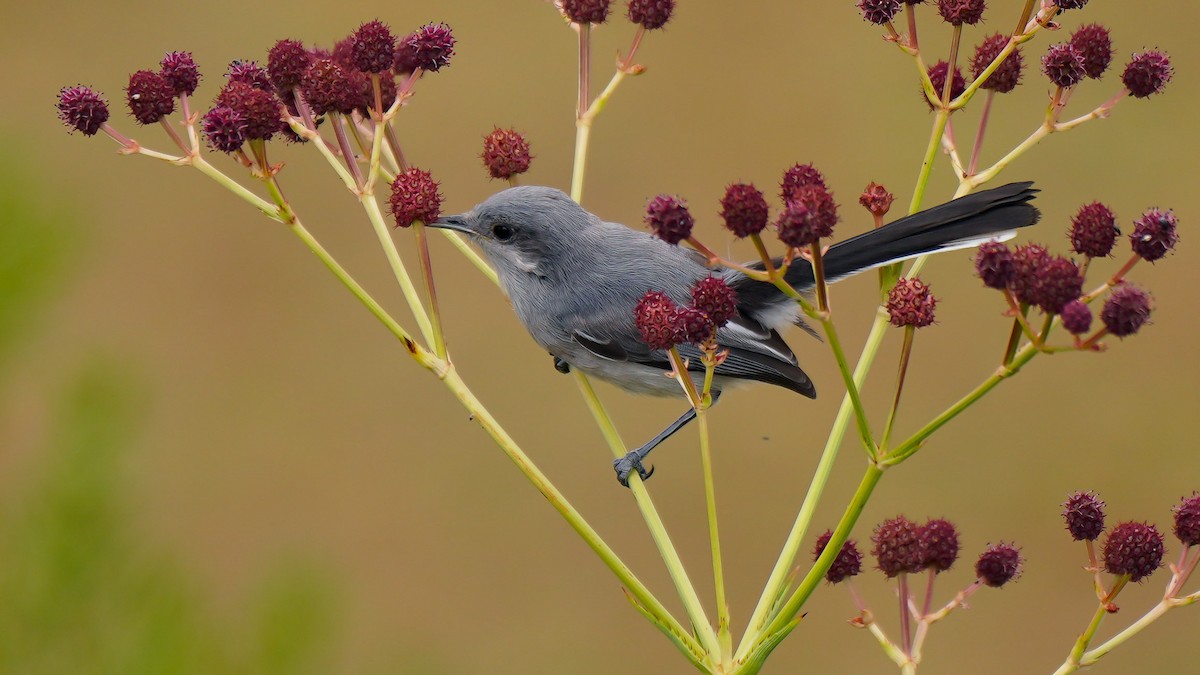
[
  {"x1": 553, "y1": 356, "x2": 571, "y2": 374},
  {"x1": 613, "y1": 451, "x2": 654, "y2": 487}
]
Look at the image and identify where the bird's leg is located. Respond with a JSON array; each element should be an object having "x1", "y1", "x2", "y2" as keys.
[{"x1": 613, "y1": 392, "x2": 721, "y2": 486}]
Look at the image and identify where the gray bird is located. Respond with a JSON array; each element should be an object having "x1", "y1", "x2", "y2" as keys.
[{"x1": 431, "y1": 182, "x2": 1039, "y2": 484}]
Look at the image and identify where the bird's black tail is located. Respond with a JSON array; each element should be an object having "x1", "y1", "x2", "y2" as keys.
[{"x1": 782, "y1": 182, "x2": 1040, "y2": 289}]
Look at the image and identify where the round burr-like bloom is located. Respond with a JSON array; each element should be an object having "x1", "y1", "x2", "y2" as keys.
[
  {"x1": 226, "y1": 60, "x2": 272, "y2": 90},
  {"x1": 1129, "y1": 208, "x2": 1178, "y2": 262},
  {"x1": 388, "y1": 167, "x2": 443, "y2": 227},
  {"x1": 563, "y1": 0, "x2": 612, "y2": 24},
  {"x1": 400, "y1": 22, "x2": 457, "y2": 73},
  {"x1": 159, "y1": 51, "x2": 200, "y2": 96},
  {"x1": 214, "y1": 81, "x2": 284, "y2": 141},
  {"x1": 975, "y1": 543, "x2": 1022, "y2": 587},
  {"x1": 720, "y1": 183, "x2": 770, "y2": 238},
  {"x1": 1070, "y1": 24, "x2": 1113, "y2": 80},
  {"x1": 627, "y1": 0, "x2": 675, "y2": 29},
  {"x1": 126, "y1": 70, "x2": 176, "y2": 124},
  {"x1": 1059, "y1": 300, "x2": 1093, "y2": 335},
  {"x1": 670, "y1": 306, "x2": 715, "y2": 344},
  {"x1": 1122, "y1": 51, "x2": 1173, "y2": 98},
  {"x1": 268, "y1": 39, "x2": 311, "y2": 91},
  {"x1": 937, "y1": 0, "x2": 985, "y2": 26},
  {"x1": 857, "y1": 0, "x2": 902, "y2": 25},
  {"x1": 351, "y1": 20, "x2": 396, "y2": 73},
  {"x1": 1100, "y1": 285, "x2": 1151, "y2": 337},
  {"x1": 1103, "y1": 522, "x2": 1164, "y2": 582},
  {"x1": 57, "y1": 85, "x2": 110, "y2": 136},
  {"x1": 201, "y1": 106, "x2": 247, "y2": 153},
  {"x1": 481, "y1": 128, "x2": 533, "y2": 180},
  {"x1": 814, "y1": 530, "x2": 863, "y2": 583},
  {"x1": 644, "y1": 195, "x2": 694, "y2": 245},
  {"x1": 873, "y1": 516, "x2": 924, "y2": 578},
  {"x1": 1070, "y1": 202, "x2": 1119, "y2": 258},
  {"x1": 918, "y1": 519, "x2": 960, "y2": 572},
  {"x1": 1172, "y1": 494, "x2": 1200, "y2": 547},
  {"x1": 1008, "y1": 243, "x2": 1049, "y2": 306},
  {"x1": 780, "y1": 162, "x2": 827, "y2": 202},
  {"x1": 780, "y1": 183, "x2": 838, "y2": 246},
  {"x1": 886, "y1": 278, "x2": 937, "y2": 328},
  {"x1": 1031, "y1": 256, "x2": 1084, "y2": 315},
  {"x1": 972, "y1": 34, "x2": 1023, "y2": 93},
  {"x1": 300, "y1": 58, "x2": 359, "y2": 115},
  {"x1": 974, "y1": 240, "x2": 1013, "y2": 289},
  {"x1": 1057, "y1": 0, "x2": 1089, "y2": 8},
  {"x1": 1063, "y1": 491, "x2": 1106, "y2": 541},
  {"x1": 1042, "y1": 43, "x2": 1086, "y2": 88},
  {"x1": 691, "y1": 277, "x2": 738, "y2": 327},
  {"x1": 859, "y1": 182, "x2": 894, "y2": 217},
  {"x1": 634, "y1": 290, "x2": 680, "y2": 350},
  {"x1": 926, "y1": 60, "x2": 966, "y2": 107}
]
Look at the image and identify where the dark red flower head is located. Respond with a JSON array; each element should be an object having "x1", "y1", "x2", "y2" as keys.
[
  {"x1": 388, "y1": 167, "x2": 443, "y2": 227},
  {"x1": 644, "y1": 195, "x2": 694, "y2": 245},
  {"x1": 627, "y1": 0, "x2": 675, "y2": 30},
  {"x1": 268, "y1": 39, "x2": 311, "y2": 92},
  {"x1": 399, "y1": 22, "x2": 456, "y2": 73},
  {"x1": 1069, "y1": 24, "x2": 1113, "y2": 80},
  {"x1": 1042, "y1": 44, "x2": 1086, "y2": 88},
  {"x1": 974, "y1": 240, "x2": 1013, "y2": 289},
  {"x1": 926, "y1": 60, "x2": 966, "y2": 107},
  {"x1": 814, "y1": 530, "x2": 864, "y2": 583},
  {"x1": 226, "y1": 60, "x2": 272, "y2": 91},
  {"x1": 857, "y1": 0, "x2": 902, "y2": 25},
  {"x1": 563, "y1": 0, "x2": 612, "y2": 24},
  {"x1": 1122, "y1": 51, "x2": 1173, "y2": 98},
  {"x1": 887, "y1": 278, "x2": 937, "y2": 328},
  {"x1": 215, "y1": 81, "x2": 284, "y2": 141},
  {"x1": 780, "y1": 162, "x2": 827, "y2": 202},
  {"x1": 1100, "y1": 285, "x2": 1151, "y2": 337},
  {"x1": 481, "y1": 128, "x2": 533, "y2": 180},
  {"x1": 778, "y1": 183, "x2": 838, "y2": 247},
  {"x1": 975, "y1": 543, "x2": 1022, "y2": 587},
  {"x1": 972, "y1": 34, "x2": 1024, "y2": 93},
  {"x1": 937, "y1": 0, "x2": 985, "y2": 26},
  {"x1": 1172, "y1": 493, "x2": 1200, "y2": 547},
  {"x1": 918, "y1": 519, "x2": 960, "y2": 573},
  {"x1": 1059, "y1": 300, "x2": 1092, "y2": 335},
  {"x1": 1103, "y1": 522, "x2": 1164, "y2": 582},
  {"x1": 1057, "y1": 0, "x2": 1089, "y2": 8},
  {"x1": 126, "y1": 70, "x2": 176, "y2": 125},
  {"x1": 201, "y1": 106, "x2": 247, "y2": 153},
  {"x1": 351, "y1": 20, "x2": 397, "y2": 73},
  {"x1": 300, "y1": 58, "x2": 359, "y2": 116},
  {"x1": 1031, "y1": 256, "x2": 1084, "y2": 315},
  {"x1": 159, "y1": 51, "x2": 200, "y2": 96},
  {"x1": 634, "y1": 290, "x2": 681, "y2": 350},
  {"x1": 671, "y1": 306, "x2": 716, "y2": 344},
  {"x1": 1070, "y1": 202, "x2": 1119, "y2": 258},
  {"x1": 1008, "y1": 243, "x2": 1049, "y2": 306},
  {"x1": 57, "y1": 85, "x2": 110, "y2": 136},
  {"x1": 1129, "y1": 208, "x2": 1178, "y2": 262},
  {"x1": 859, "y1": 182, "x2": 894, "y2": 218},
  {"x1": 1063, "y1": 491, "x2": 1106, "y2": 541},
  {"x1": 872, "y1": 516, "x2": 924, "y2": 578},
  {"x1": 691, "y1": 277, "x2": 738, "y2": 327},
  {"x1": 720, "y1": 183, "x2": 770, "y2": 238}
]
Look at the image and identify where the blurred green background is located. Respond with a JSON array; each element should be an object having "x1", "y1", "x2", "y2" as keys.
[{"x1": 3, "y1": 2, "x2": 1199, "y2": 673}]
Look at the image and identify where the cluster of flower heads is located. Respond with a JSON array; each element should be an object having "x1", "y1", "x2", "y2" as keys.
[
  {"x1": 974, "y1": 203, "x2": 1176, "y2": 343},
  {"x1": 560, "y1": 0, "x2": 676, "y2": 30},
  {"x1": 853, "y1": 0, "x2": 1173, "y2": 106},
  {"x1": 642, "y1": 162, "x2": 842, "y2": 254},
  {"x1": 58, "y1": 19, "x2": 457, "y2": 157},
  {"x1": 633, "y1": 277, "x2": 738, "y2": 351},
  {"x1": 815, "y1": 515, "x2": 1022, "y2": 588},
  {"x1": 1062, "y1": 490, "x2": 1200, "y2": 583}
]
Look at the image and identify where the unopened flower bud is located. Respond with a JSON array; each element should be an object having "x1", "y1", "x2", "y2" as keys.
[{"x1": 859, "y1": 182, "x2": 894, "y2": 218}]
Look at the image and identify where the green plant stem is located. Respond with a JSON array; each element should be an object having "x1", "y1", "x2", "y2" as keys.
[
  {"x1": 909, "y1": 110, "x2": 951, "y2": 213},
  {"x1": 698, "y1": 406, "x2": 731, "y2": 661},
  {"x1": 412, "y1": 221, "x2": 448, "y2": 359},
  {"x1": 570, "y1": 67, "x2": 632, "y2": 204},
  {"x1": 880, "y1": 326, "x2": 915, "y2": 453},
  {"x1": 190, "y1": 156, "x2": 282, "y2": 221},
  {"x1": 570, "y1": 372, "x2": 720, "y2": 663},
  {"x1": 358, "y1": 195, "x2": 437, "y2": 347}
]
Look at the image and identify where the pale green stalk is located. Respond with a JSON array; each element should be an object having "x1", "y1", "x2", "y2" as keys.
[{"x1": 359, "y1": 195, "x2": 437, "y2": 347}]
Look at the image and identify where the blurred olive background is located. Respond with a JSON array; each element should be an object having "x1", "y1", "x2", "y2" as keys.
[{"x1": 3, "y1": 2, "x2": 1199, "y2": 673}]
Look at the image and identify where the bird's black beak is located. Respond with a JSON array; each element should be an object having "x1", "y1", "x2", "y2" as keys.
[{"x1": 430, "y1": 214, "x2": 473, "y2": 235}]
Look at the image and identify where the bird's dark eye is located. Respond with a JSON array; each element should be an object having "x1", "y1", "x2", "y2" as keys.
[{"x1": 492, "y1": 223, "x2": 514, "y2": 241}]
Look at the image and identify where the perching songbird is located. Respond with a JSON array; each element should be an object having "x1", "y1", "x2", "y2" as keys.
[{"x1": 431, "y1": 182, "x2": 1039, "y2": 484}]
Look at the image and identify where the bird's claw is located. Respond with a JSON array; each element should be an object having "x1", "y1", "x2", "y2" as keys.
[
  {"x1": 613, "y1": 451, "x2": 654, "y2": 487},
  {"x1": 553, "y1": 356, "x2": 571, "y2": 374}
]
